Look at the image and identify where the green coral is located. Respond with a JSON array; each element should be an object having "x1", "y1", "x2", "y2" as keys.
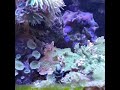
[
  {"x1": 92, "y1": 64, "x2": 105, "y2": 80},
  {"x1": 42, "y1": 36, "x2": 105, "y2": 79},
  {"x1": 75, "y1": 36, "x2": 105, "y2": 56},
  {"x1": 61, "y1": 72, "x2": 89, "y2": 86},
  {"x1": 65, "y1": 37, "x2": 105, "y2": 83},
  {"x1": 47, "y1": 48, "x2": 81, "y2": 71},
  {"x1": 36, "y1": 36, "x2": 105, "y2": 87}
]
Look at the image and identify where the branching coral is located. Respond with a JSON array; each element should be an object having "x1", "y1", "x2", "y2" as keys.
[
  {"x1": 74, "y1": 36, "x2": 105, "y2": 82},
  {"x1": 74, "y1": 36, "x2": 105, "y2": 57},
  {"x1": 37, "y1": 36, "x2": 105, "y2": 77},
  {"x1": 60, "y1": 37, "x2": 104, "y2": 87}
]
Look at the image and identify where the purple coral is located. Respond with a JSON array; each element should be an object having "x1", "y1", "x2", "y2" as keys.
[{"x1": 62, "y1": 10, "x2": 99, "y2": 48}]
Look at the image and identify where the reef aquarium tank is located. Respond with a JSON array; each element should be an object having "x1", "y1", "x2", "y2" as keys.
[{"x1": 15, "y1": 0, "x2": 105, "y2": 90}]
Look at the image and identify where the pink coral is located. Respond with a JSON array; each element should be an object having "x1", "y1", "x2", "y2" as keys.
[
  {"x1": 37, "y1": 41, "x2": 60, "y2": 75},
  {"x1": 37, "y1": 64, "x2": 54, "y2": 75},
  {"x1": 43, "y1": 41, "x2": 55, "y2": 55}
]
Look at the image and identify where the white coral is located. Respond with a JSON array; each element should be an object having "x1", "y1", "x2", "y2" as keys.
[{"x1": 61, "y1": 72, "x2": 89, "y2": 84}]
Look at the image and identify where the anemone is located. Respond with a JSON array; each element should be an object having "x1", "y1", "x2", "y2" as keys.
[{"x1": 26, "y1": 0, "x2": 66, "y2": 15}]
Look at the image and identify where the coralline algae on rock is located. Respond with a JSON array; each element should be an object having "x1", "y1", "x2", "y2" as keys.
[{"x1": 62, "y1": 10, "x2": 99, "y2": 47}]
